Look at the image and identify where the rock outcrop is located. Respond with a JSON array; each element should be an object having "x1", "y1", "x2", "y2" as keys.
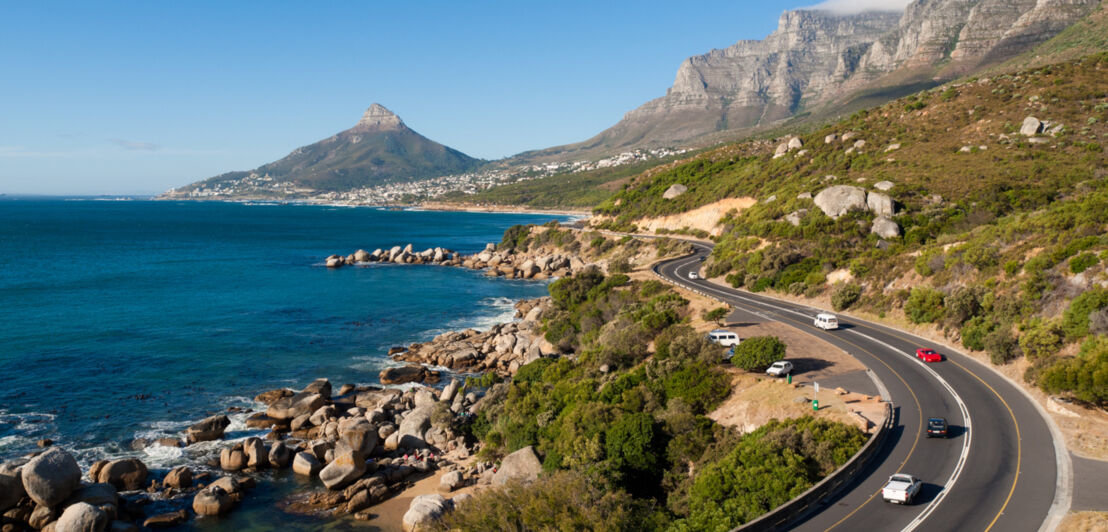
[
  {"x1": 21, "y1": 448, "x2": 82, "y2": 507},
  {"x1": 813, "y1": 186, "x2": 868, "y2": 219},
  {"x1": 492, "y1": 446, "x2": 542, "y2": 486},
  {"x1": 186, "y1": 415, "x2": 230, "y2": 443},
  {"x1": 402, "y1": 494, "x2": 454, "y2": 532}
]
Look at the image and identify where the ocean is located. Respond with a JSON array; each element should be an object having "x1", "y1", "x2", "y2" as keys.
[{"x1": 0, "y1": 198, "x2": 568, "y2": 529}]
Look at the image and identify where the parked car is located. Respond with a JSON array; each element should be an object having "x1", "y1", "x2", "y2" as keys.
[
  {"x1": 707, "y1": 329, "x2": 740, "y2": 347},
  {"x1": 882, "y1": 473, "x2": 922, "y2": 504},
  {"x1": 916, "y1": 348, "x2": 942, "y2": 362},
  {"x1": 766, "y1": 360, "x2": 793, "y2": 377},
  {"x1": 927, "y1": 417, "x2": 948, "y2": 438},
  {"x1": 813, "y1": 312, "x2": 838, "y2": 330},
  {"x1": 688, "y1": 271, "x2": 699, "y2": 280}
]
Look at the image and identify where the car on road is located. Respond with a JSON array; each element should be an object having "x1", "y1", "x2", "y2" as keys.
[
  {"x1": 766, "y1": 360, "x2": 793, "y2": 377},
  {"x1": 927, "y1": 417, "x2": 948, "y2": 438},
  {"x1": 882, "y1": 473, "x2": 922, "y2": 504},
  {"x1": 813, "y1": 312, "x2": 838, "y2": 330},
  {"x1": 916, "y1": 348, "x2": 942, "y2": 362},
  {"x1": 688, "y1": 271, "x2": 699, "y2": 279}
]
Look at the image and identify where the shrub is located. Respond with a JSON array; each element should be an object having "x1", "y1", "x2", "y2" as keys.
[
  {"x1": 986, "y1": 327, "x2": 1020, "y2": 365},
  {"x1": 1018, "y1": 319, "x2": 1064, "y2": 361},
  {"x1": 1038, "y1": 335, "x2": 1108, "y2": 406},
  {"x1": 905, "y1": 287, "x2": 945, "y2": 324},
  {"x1": 961, "y1": 316, "x2": 995, "y2": 351},
  {"x1": 944, "y1": 286, "x2": 984, "y2": 327},
  {"x1": 702, "y1": 307, "x2": 729, "y2": 325},
  {"x1": 831, "y1": 282, "x2": 862, "y2": 311},
  {"x1": 1062, "y1": 288, "x2": 1108, "y2": 341},
  {"x1": 730, "y1": 336, "x2": 787, "y2": 372},
  {"x1": 1004, "y1": 260, "x2": 1022, "y2": 276},
  {"x1": 964, "y1": 245, "x2": 999, "y2": 271},
  {"x1": 1070, "y1": 252, "x2": 1099, "y2": 274},
  {"x1": 438, "y1": 470, "x2": 655, "y2": 531},
  {"x1": 605, "y1": 412, "x2": 659, "y2": 474}
]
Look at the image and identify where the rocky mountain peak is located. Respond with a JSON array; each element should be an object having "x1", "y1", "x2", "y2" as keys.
[{"x1": 355, "y1": 103, "x2": 404, "y2": 131}]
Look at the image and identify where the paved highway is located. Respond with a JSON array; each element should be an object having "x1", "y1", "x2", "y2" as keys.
[{"x1": 654, "y1": 242, "x2": 1065, "y2": 531}]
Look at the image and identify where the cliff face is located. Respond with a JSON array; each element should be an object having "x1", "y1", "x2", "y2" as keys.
[{"x1": 549, "y1": 0, "x2": 1100, "y2": 157}]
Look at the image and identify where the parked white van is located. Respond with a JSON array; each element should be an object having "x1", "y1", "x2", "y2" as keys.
[
  {"x1": 814, "y1": 312, "x2": 839, "y2": 330},
  {"x1": 708, "y1": 329, "x2": 740, "y2": 347}
]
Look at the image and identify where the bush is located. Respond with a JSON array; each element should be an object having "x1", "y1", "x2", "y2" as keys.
[
  {"x1": 605, "y1": 412, "x2": 659, "y2": 474},
  {"x1": 1070, "y1": 252, "x2": 1099, "y2": 274},
  {"x1": 1038, "y1": 335, "x2": 1108, "y2": 406},
  {"x1": 730, "y1": 336, "x2": 787, "y2": 372},
  {"x1": 438, "y1": 470, "x2": 656, "y2": 531},
  {"x1": 961, "y1": 316, "x2": 996, "y2": 351},
  {"x1": 945, "y1": 286, "x2": 984, "y2": 327},
  {"x1": 1018, "y1": 319, "x2": 1064, "y2": 361},
  {"x1": 905, "y1": 287, "x2": 945, "y2": 324},
  {"x1": 831, "y1": 282, "x2": 862, "y2": 311},
  {"x1": 1062, "y1": 288, "x2": 1108, "y2": 341},
  {"x1": 702, "y1": 307, "x2": 729, "y2": 325},
  {"x1": 986, "y1": 327, "x2": 1020, "y2": 365}
]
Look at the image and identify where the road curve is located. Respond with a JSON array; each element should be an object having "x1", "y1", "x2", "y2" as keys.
[{"x1": 654, "y1": 242, "x2": 1061, "y2": 532}]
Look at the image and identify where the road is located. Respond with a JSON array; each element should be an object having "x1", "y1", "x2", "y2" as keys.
[{"x1": 654, "y1": 242, "x2": 1063, "y2": 531}]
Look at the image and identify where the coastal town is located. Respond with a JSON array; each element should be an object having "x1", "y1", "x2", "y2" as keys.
[{"x1": 160, "y1": 147, "x2": 687, "y2": 204}]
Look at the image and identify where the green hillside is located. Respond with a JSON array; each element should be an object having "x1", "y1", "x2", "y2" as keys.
[{"x1": 597, "y1": 53, "x2": 1108, "y2": 405}]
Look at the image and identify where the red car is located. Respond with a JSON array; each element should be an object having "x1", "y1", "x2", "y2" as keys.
[{"x1": 916, "y1": 348, "x2": 942, "y2": 362}]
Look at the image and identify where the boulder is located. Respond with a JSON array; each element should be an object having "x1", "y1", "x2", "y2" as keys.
[
  {"x1": 340, "y1": 421, "x2": 379, "y2": 456},
  {"x1": 269, "y1": 442, "x2": 292, "y2": 468},
  {"x1": 662, "y1": 184, "x2": 687, "y2": 199},
  {"x1": 787, "y1": 136, "x2": 803, "y2": 150},
  {"x1": 164, "y1": 466, "x2": 192, "y2": 489},
  {"x1": 773, "y1": 143, "x2": 789, "y2": 158},
  {"x1": 302, "y1": 378, "x2": 332, "y2": 400},
  {"x1": 219, "y1": 448, "x2": 246, "y2": 471},
  {"x1": 267, "y1": 392, "x2": 325, "y2": 421},
  {"x1": 871, "y1": 216, "x2": 901, "y2": 239},
  {"x1": 290, "y1": 413, "x2": 312, "y2": 432},
  {"x1": 438, "y1": 471, "x2": 463, "y2": 493},
  {"x1": 325, "y1": 256, "x2": 344, "y2": 268},
  {"x1": 397, "y1": 406, "x2": 433, "y2": 449},
  {"x1": 813, "y1": 185, "x2": 867, "y2": 219},
  {"x1": 21, "y1": 447, "x2": 82, "y2": 507},
  {"x1": 784, "y1": 210, "x2": 807, "y2": 227},
  {"x1": 243, "y1": 438, "x2": 269, "y2": 469},
  {"x1": 62, "y1": 483, "x2": 117, "y2": 509},
  {"x1": 55, "y1": 502, "x2": 107, "y2": 532},
  {"x1": 191, "y1": 486, "x2": 232, "y2": 516},
  {"x1": 0, "y1": 462, "x2": 24, "y2": 511},
  {"x1": 319, "y1": 442, "x2": 366, "y2": 490},
  {"x1": 292, "y1": 452, "x2": 322, "y2": 477},
  {"x1": 30, "y1": 504, "x2": 56, "y2": 529},
  {"x1": 440, "y1": 379, "x2": 460, "y2": 404},
  {"x1": 874, "y1": 180, "x2": 894, "y2": 191},
  {"x1": 402, "y1": 494, "x2": 453, "y2": 532},
  {"x1": 493, "y1": 446, "x2": 542, "y2": 486},
  {"x1": 309, "y1": 405, "x2": 335, "y2": 427},
  {"x1": 379, "y1": 365, "x2": 440, "y2": 386},
  {"x1": 866, "y1": 192, "x2": 895, "y2": 217},
  {"x1": 96, "y1": 459, "x2": 147, "y2": 491},
  {"x1": 209, "y1": 476, "x2": 245, "y2": 500},
  {"x1": 186, "y1": 415, "x2": 231, "y2": 443},
  {"x1": 354, "y1": 249, "x2": 370, "y2": 262},
  {"x1": 254, "y1": 388, "x2": 294, "y2": 405},
  {"x1": 142, "y1": 510, "x2": 188, "y2": 528},
  {"x1": 413, "y1": 388, "x2": 437, "y2": 409},
  {"x1": 824, "y1": 133, "x2": 838, "y2": 144},
  {"x1": 1020, "y1": 116, "x2": 1043, "y2": 136}
]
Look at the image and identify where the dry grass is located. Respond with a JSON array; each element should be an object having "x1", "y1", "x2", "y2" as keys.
[{"x1": 1059, "y1": 511, "x2": 1108, "y2": 532}]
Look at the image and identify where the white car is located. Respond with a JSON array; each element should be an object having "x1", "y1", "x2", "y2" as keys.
[
  {"x1": 814, "y1": 312, "x2": 838, "y2": 330},
  {"x1": 766, "y1": 360, "x2": 793, "y2": 377},
  {"x1": 688, "y1": 271, "x2": 699, "y2": 280},
  {"x1": 882, "y1": 474, "x2": 922, "y2": 504},
  {"x1": 707, "y1": 329, "x2": 740, "y2": 347}
]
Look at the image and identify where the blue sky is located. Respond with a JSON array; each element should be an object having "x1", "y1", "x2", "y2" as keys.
[{"x1": 0, "y1": 1, "x2": 909, "y2": 195}]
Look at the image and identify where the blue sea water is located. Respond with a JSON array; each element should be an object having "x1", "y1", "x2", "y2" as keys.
[{"x1": 0, "y1": 199, "x2": 566, "y2": 522}]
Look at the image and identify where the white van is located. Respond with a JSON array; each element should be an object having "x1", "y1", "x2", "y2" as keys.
[
  {"x1": 814, "y1": 312, "x2": 838, "y2": 330},
  {"x1": 708, "y1": 329, "x2": 740, "y2": 347}
]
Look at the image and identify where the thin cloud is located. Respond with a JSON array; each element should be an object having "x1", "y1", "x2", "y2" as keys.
[
  {"x1": 109, "y1": 139, "x2": 161, "y2": 151},
  {"x1": 804, "y1": 0, "x2": 912, "y2": 15}
]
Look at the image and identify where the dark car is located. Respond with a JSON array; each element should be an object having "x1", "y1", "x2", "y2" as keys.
[{"x1": 927, "y1": 417, "x2": 948, "y2": 438}]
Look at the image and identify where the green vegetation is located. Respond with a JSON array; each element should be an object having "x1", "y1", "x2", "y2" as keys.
[
  {"x1": 702, "y1": 306, "x2": 729, "y2": 324},
  {"x1": 730, "y1": 336, "x2": 787, "y2": 372},
  {"x1": 459, "y1": 269, "x2": 867, "y2": 529}
]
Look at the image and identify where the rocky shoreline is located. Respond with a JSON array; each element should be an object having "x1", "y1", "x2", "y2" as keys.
[{"x1": 1, "y1": 241, "x2": 586, "y2": 532}]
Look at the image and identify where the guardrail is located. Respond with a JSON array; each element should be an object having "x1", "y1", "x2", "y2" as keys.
[{"x1": 649, "y1": 252, "x2": 897, "y2": 532}]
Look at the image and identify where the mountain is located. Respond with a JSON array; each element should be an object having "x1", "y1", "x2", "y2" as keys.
[
  {"x1": 528, "y1": 0, "x2": 1100, "y2": 161},
  {"x1": 167, "y1": 104, "x2": 483, "y2": 197}
]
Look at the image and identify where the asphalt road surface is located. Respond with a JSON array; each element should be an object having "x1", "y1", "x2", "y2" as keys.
[{"x1": 655, "y1": 243, "x2": 1062, "y2": 532}]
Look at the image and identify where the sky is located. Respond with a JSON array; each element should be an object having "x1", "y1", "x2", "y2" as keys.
[{"x1": 0, "y1": 1, "x2": 911, "y2": 195}]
